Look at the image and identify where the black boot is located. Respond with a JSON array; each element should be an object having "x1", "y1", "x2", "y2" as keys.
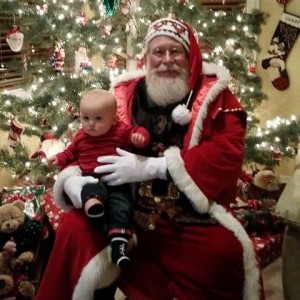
[{"x1": 110, "y1": 234, "x2": 130, "y2": 268}]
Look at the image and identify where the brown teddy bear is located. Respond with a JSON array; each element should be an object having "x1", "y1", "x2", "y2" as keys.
[
  {"x1": 0, "y1": 239, "x2": 35, "y2": 298},
  {"x1": 0, "y1": 200, "x2": 44, "y2": 298},
  {"x1": 0, "y1": 200, "x2": 43, "y2": 255}
]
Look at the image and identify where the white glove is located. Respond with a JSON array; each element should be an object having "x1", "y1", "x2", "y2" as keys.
[
  {"x1": 94, "y1": 148, "x2": 167, "y2": 186},
  {"x1": 64, "y1": 175, "x2": 98, "y2": 208}
]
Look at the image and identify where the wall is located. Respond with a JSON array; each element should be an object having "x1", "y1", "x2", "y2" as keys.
[{"x1": 256, "y1": 0, "x2": 300, "y2": 176}]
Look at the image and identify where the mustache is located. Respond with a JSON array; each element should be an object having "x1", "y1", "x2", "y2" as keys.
[{"x1": 155, "y1": 65, "x2": 180, "y2": 72}]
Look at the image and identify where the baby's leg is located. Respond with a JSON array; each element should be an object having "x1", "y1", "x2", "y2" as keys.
[{"x1": 81, "y1": 181, "x2": 107, "y2": 230}]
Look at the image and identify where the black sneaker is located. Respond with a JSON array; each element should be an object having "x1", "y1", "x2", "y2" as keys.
[{"x1": 111, "y1": 236, "x2": 130, "y2": 268}]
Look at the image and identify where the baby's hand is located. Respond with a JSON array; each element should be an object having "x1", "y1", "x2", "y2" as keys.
[
  {"x1": 48, "y1": 155, "x2": 58, "y2": 166},
  {"x1": 131, "y1": 133, "x2": 145, "y2": 146}
]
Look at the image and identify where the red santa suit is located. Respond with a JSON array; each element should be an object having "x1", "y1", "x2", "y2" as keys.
[{"x1": 35, "y1": 62, "x2": 263, "y2": 300}]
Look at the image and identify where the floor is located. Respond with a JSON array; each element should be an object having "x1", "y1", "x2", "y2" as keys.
[
  {"x1": 262, "y1": 256, "x2": 284, "y2": 300},
  {"x1": 115, "y1": 256, "x2": 284, "y2": 300}
]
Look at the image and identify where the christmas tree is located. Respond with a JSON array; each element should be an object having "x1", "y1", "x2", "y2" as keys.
[{"x1": 0, "y1": 0, "x2": 299, "y2": 184}]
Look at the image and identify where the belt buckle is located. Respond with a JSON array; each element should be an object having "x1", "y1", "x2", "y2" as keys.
[{"x1": 138, "y1": 181, "x2": 180, "y2": 203}]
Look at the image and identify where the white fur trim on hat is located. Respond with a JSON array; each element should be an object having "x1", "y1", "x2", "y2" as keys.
[{"x1": 144, "y1": 18, "x2": 190, "y2": 52}]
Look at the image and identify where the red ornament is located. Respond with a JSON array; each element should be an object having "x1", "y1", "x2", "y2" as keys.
[
  {"x1": 247, "y1": 199, "x2": 261, "y2": 210},
  {"x1": 107, "y1": 55, "x2": 118, "y2": 68},
  {"x1": 271, "y1": 149, "x2": 282, "y2": 161},
  {"x1": 66, "y1": 104, "x2": 73, "y2": 112},
  {"x1": 248, "y1": 63, "x2": 256, "y2": 74}
]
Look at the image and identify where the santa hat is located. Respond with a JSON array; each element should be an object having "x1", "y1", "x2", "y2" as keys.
[
  {"x1": 6, "y1": 25, "x2": 22, "y2": 37},
  {"x1": 144, "y1": 17, "x2": 202, "y2": 125},
  {"x1": 40, "y1": 132, "x2": 57, "y2": 142}
]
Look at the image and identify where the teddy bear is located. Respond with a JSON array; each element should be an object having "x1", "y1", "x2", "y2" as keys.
[
  {"x1": 0, "y1": 239, "x2": 35, "y2": 298},
  {"x1": 0, "y1": 200, "x2": 44, "y2": 256},
  {"x1": 0, "y1": 200, "x2": 44, "y2": 298}
]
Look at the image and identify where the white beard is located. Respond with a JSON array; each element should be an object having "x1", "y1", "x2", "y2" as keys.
[{"x1": 145, "y1": 65, "x2": 190, "y2": 106}]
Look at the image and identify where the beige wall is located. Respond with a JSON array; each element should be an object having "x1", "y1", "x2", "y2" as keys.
[
  {"x1": 0, "y1": 131, "x2": 15, "y2": 188},
  {"x1": 256, "y1": 0, "x2": 300, "y2": 176}
]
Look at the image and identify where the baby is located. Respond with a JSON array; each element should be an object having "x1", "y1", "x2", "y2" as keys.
[{"x1": 49, "y1": 89, "x2": 150, "y2": 267}]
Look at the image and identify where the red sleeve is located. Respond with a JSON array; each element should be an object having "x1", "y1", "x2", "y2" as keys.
[
  {"x1": 56, "y1": 131, "x2": 81, "y2": 169},
  {"x1": 124, "y1": 125, "x2": 150, "y2": 149},
  {"x1": 181, "y1": 110, "x2": 246, "y2": 201}
]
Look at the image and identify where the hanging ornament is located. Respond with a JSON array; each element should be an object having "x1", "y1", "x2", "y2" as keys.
[
  {"x1": 36, "y1": 3, "x2": 48, "y2": 15},
  {"x1": 103, "y1": 0, "x2": 120, "y2": 16},
  {"x1": 73, "y1": 112, "x2": 80, "y2": 120},
  {"x1": 177, "y1": 0, "x2": 186, "y2": 4},
  {"x1": 50, "y1": 39, "x2": 65, "y2": 72},
  {"x1": 247, "y1": 199, "x2": 261, "y2": 210},
  {"x1": 120, "y1": 0, "x2": 130, "y2": 15},
  {"x1": 31, "y1": 132, "x2": 65, "y2": 160},
  {"x1": 8, "y1": 118, "x2": 25, "y2": 148},
  {"x1": 248, "y1": 63, "x2": 256, "y2": 74},
  {"x1": 40, "y1": 118, "x2": 48, "y2": 127},
  {"x1": 271, "y1": 149, "x2": 282, "y2": 162},
  {"x1": 75, "y1": 46, "x2": 93, "y2": 73},
  {"x1": 76, "y1": 12, "x2": 88, "y2": 26},
  {"x1": 66, "y1": 104, "x2": 73, "y2": 113},
  {"x1": 96, "y1": 20, "x2": 112, "y2": 37},
  {"x1": 107, "y1": 55, "x2": 118, "y2": 68},
  {"x1": 66, "y1": 104, "x2": 79, "y2": 120},
  {"x1": 6, "y1": 25, "x2": 24, "y2": 52}
]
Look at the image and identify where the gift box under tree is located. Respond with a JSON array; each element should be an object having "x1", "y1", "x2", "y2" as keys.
[{"x1": 1, "y1": 185, "x2": 45, "y2": 221}]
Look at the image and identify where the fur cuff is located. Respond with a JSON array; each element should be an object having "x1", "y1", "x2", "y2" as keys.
[
  {"x1": 72, "y1": 246, "x2": 120, "y2": 300},
  {"x1": 53, "y1": 165, "x2": 82, "y2": 211},
  {"x1": 72, "y1": 235, "x2": 137, "y2": 300},
  {"x1": 164, "y1": 146, "x2": 209, "y2": 213}
]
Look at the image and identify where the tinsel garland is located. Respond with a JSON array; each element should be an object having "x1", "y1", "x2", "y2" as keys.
[{"x1": 103, "y1": 0, "x2": 120, "y2": 16}]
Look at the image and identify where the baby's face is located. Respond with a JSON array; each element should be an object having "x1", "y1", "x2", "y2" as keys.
[{"x1": 80, "y1": 101, "x2": 116, "y2": 137}]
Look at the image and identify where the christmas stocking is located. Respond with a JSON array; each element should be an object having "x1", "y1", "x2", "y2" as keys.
[
  {"x1": 261, "y1": 11, "x2": 300, "y2": 90},
  {"x1": 8, "y1": 118, "x2": 25, "y2": 148}
]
